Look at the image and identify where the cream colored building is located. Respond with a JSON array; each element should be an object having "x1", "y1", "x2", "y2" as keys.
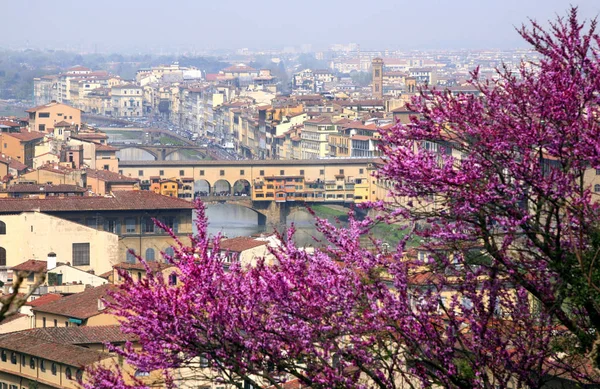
[
  {"x1": 111, "y1": 84, "x2": 143, "y2": 118},
  {"x1": 300, "y1": 117, "x2": 338, "y2": 159},
  {"x1": 0, "y1": 212, "x2": 119, "y2": 277},
  {"x1": 26, "y1": 102, "x2": 82, "y2": 133}
]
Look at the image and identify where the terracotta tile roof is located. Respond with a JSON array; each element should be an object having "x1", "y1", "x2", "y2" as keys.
[
  {"x1": 73, "y1": 132, "x2": 108, "y2": 139},
  {"x1": 66, "y1": 65, "x2": 91, "y2": 72},
  {"x1": 31, "y1": 283, "x2": 115, "y2": 319},
  {"x1": 85, "y1": 168, "x2": 139, "y2": 183},
  {"x1": 4, "y1": 131, "x2": 45, "y2": 142},
  {"x1": 21, "y1": 325, "x2": 137, "y2": 345},
  {"x1": 26, "y1": 293, "x2": 62, "y2": 307},
  {"x1": 53, "y1": 121, "x2": 72, "y2": 127},
  {"x1": 219, "y1": 236, "x2": 268, "y2": 253},
  {"x1": 0, "y1": 331, "x2": 109, "y2": 367},
  {"x1": 222, "y1": 64, "x2": 257, "y2": 73},
  {"x1": 113, "y1": 261, "x2": 175, "y2": 272},
  {"x1": 94, "y1": 144, "x2": 117, "y2": 151},
  {"x1": 0, "y1": 184, "x2": 86, "y2": 194},
  {"x1": 351, "y1": 135, "x2": 375, "y2": 141},
  {"x1": 0, "y1": 190, "x2": 194, "y2": 214},
  {"x1": 11, "y1": 259, "x2": 47, "y2": 273},
  {"x1": 0, "y1": 155, "x2": 27, "y2": 171},
  {"x1": 0, "y1": 120, "x2": 20, "y2": 127},
  {"x1": 98, "y1": 270, "x2": 112, "y2": 279}
]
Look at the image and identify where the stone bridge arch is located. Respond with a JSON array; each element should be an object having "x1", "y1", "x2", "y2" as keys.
[{"x1": 116, "y1": 146, "x2": 158, "y2": 160}]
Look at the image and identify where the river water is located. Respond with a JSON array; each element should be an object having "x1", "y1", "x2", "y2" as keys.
[{"x1": 202, "y1": 204, "x2": 329, "y2": 248}]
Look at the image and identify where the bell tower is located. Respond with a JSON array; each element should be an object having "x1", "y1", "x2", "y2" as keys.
[{"x1": 372, "y1": 57, "x2": 384, "y2": 99}]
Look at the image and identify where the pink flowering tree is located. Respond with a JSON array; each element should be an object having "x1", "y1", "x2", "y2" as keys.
[{"x1": 86, "y1": 8, "x2": 600, "y2": 389}]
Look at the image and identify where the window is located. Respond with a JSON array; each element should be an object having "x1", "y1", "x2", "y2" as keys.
[
  {"x1": 0, "y1": 221, "x2": 5, "y2": 234},
  {"x1": 179, "y1": 170, "x2": 185, "y2": 176},
  {"x1": 126, "y1": 250, "x2": 136, "y2": 264},
  {"x1": 138, "y1": 170, "x2": 144, "y2": 177},
  {"x1": 135, "y1": 370, "x2": 150, "y2": 377},
  {"x1": 39, "y1": 124, "x2": 46, "y2": 132},
  {"x1": 320, "y1": 169, "x2": 325, "y2": 175},
  {"x1": 145, "y1": 248, "x2": 155, "y2": 261},
  {"x1": 76, "y1": 370, "x2": 83, "y2": 382},
  {"x1": 300, "y1": 170, "x2": 304, "y2": 175},
  {"x1": 259, "y1": 170, "x2": 264, "y2": 176},
  {"x1": 105, "y1": 219, "x2": 119, "y2": 233},
  {"x1": 43, "y1": 317, "x2": 46, "y2": 328},
  {"x1": 143, "y1": 218, "x2": 155, "y2": 233},
  {"x1": 280, "y1": 170, "x2": 284, "y2": 175},
  {"x1": 220, "y1": 170, "x2": 225, "y2": 176},
  {"x1": 0, "y1": 350, "x2": 5, "y2": 362},
  {"x1": 66, "y1": 367, "x2": 72, "y2": 380},
  {"x1": 72, "y1": 243, "x2": 90, "y2": 266},
  {"x1": 165, "y1": 247, "x2": 175, "y2": 259},
  {"x1": 0, "y1": 247, "x2": 5, "y2": 266},
  {"x1": 125, "y1": 218, "x2": 136, "y2": 233},
  {"x1": 38, "y1": 112, "x2": 50, "y2": 118},
  {"x1": 40, "y1": 359, "x2": 46, "y2": 372},
  {"x1": 30, "y1": 357, "x2": 35, "y2": 369},
  {"x1": 65, "y1": 321, "x2": 69, "y2": 327},
  {"x1": 54, "y1": 319, "x2": 57, "y2": 327},
  {"x1": 339, "y1": 169, "x2": 344, "y2": 174},
  {"x1": 159, "y1": 170, "x2": 164, "y2": 176},
  {"x1": 359, "y1": 168, "x2": 364, "y2": 174},
  {"x1": 375, "y1": 69, "x2": 380, "y2": 77},
  {"x1": 103, "y1": 165, "x2": 109, "y2": 170},
  {"x1": 86, "y1": 218, "x2": 97, "y2": 229},
  {"x1": 168, "y1": 273, "x2": 177, "y2": 286},
  {"x1": 51, "y1": 362, "x2": 57, "y2": 375},
  {"x1": 595, "y1": 184, "x2": 600, "y2": 193},
  {"x1": 10, "y1": 352, "x2": 16, "y2": 364},
  {"x1": 137, "y1": 272, "x2": 142, "y2": 282},
  {"x1": 200, "y1": 170, "x2": 205, "y2": 176}
]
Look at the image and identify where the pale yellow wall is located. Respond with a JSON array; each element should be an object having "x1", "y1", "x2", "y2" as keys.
[
  {"x1": 48, "y1": 265, "x2": 108, "y2": 287},
  {"x1": 20, "y1": 168, "x2": 85, "y2": 187},
  {"x1": 30, "y1": 104, "x2": 81, "y2": 132},
  {"x1": 34, "y1": 311, "x2": 118, "y2": 328},
  {"x1": 0, "y1": 315, "x2": 30, "y2": 334},
  {"x1": 0, "y1": 212, "x2": 119, "y2": 274}
]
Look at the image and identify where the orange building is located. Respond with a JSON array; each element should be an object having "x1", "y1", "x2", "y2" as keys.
[{"x1": 0, "y1": 131, "x2": 45, "y2": 168}]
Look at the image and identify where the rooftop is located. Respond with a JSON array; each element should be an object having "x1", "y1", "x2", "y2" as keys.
[
  {"x1": 0, "y1": 190, "x2": 194, "y2": 214},
  {"x1": 31, "y1": 283, "x2": 115, "y2": 319},
  {"x1": 85, "y1": 168, "x2": 139, "y2": 183},
  {"x1": 11, "y1": 259, "x2": 48, "y2": 273},
  {"x1": 0, "y1": 331, "x2": 109, "y2": 367},
  {"x1": 4, "y1": 131, "x2": 45, "y2": 142},
  {"x1": 0, "y1": 184, "x2": 86, "y2": 194},
  {"x1": 219, "y1": 236, "x2": 268, "y2": 252},
  {"x1": 21, "y1": 325, "x2": 137, "y2": 345}
]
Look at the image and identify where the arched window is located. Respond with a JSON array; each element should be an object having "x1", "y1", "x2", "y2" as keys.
[
  {"x1": 30, "y1": 357, "x2": 36, "y2": 369},
  {"x1": 66, "y1": 367, "x2": 72, "y2": 380},
  {"x1": 126, "y1": 250, "x2": 136, "y2": 264},
  {"x1": 0, "y1": 349, "x2": 6, "y2": 362},
  {"x1": 40, "y1": 359, "x2": 46, "y2": 372},
  {"x1": 168, "y1": 273, "x2": 177, "y2": 286},
  {"x1": 137, "y1": 272, "x2": 142, "y2": 282},
  {"x1": 164, "y1": 247, "x2": 174, "y2": 260},
  {"x1": 51, "y1": 362, "x2": 57, "y2": 375},
  {"x1": 10, "y1": 352, "x2": 16, "y2": 364},
  {"x1": 0, "y1": 247, "x2": 6, "y2": 267},
  {"x1": 76, "y1": 370, "x2": 83, "y2": 382},
  {"x1": 0, "y1": 221, "x2": 5, "y2": 235},
  {"x1": 145, "y1": 248, "x2": 155, "y2": 261}
]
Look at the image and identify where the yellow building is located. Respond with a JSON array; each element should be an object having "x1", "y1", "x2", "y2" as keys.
[
  {"x1": 25, "y1": 102, "x2": 82, "y2": 133},
  {"x1": 0, "y1": 191, "x2": 194, "y2": 265},
  {"x1": 0, "y1": 131, "x2": 46, "y2": 168},
  {"x1": 0, "y1": 212, "x2": 119, "y2": 277}
]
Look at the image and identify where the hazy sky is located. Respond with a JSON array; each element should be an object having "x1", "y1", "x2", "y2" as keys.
[{"x1": 3, "y1": 0, "x2": 599, "y2": 52}]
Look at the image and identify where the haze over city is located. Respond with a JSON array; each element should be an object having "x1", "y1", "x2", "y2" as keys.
[{"x1": 3, "y1": 0, "x2": 600, "y2": 52}]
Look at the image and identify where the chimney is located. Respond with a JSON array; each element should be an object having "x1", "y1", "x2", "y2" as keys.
[{"x1": 47, "y1": 252, "x2": 57, "y2": 270}]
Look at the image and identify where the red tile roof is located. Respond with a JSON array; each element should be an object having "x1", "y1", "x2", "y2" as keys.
[
  {"x1": 53, "y1": 121, "x2": 72, "y2": 127},
  {"x1": 21, "y1": 325, "x2": 137, "y2": 345},
  {"x1": 4, "y1": 131, "x2": 45, "y2": 142},
  {"x1": 219, "y1": 236, "x2": 268, "y2": 252},
  {"x1": 0, "y1": 331, "x2": 109, "y2": 367},
  {"x1": 11, "y1": 259, "x2": 47, "y2": 273},
  {"x1": 113, "y1": 261, "x2": 175, "y2": 272},
  {"x1": 0, "y1": 155, "x2": 27, "y2": 171},
  {"x1": 0, "y1": 190, "x2": 194, "y2": 213},
  {"x1": 85, "y1": 168, "x2": 139, "y2": 183},
  {"x1": 26, "y1": 293, "x2": 63, "y2": 307},
  {"x1": 31, "y1": 283, "x2": 115, "y2": 319},
  {"x1": 95, "y1": 144, "x2": 118, "y2": 151},
  {"x1": 0, "y1": 313, "x2": 27, "y2": 325}
]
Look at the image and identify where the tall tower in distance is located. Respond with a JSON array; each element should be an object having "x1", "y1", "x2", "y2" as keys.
[{"x1": 372, "y1": 57, "x2": 384, "y2": 99}]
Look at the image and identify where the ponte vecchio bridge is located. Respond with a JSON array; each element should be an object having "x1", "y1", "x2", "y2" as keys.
[{"x1": 118, "y1": 158, "x2": 389, "y2": 226}]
